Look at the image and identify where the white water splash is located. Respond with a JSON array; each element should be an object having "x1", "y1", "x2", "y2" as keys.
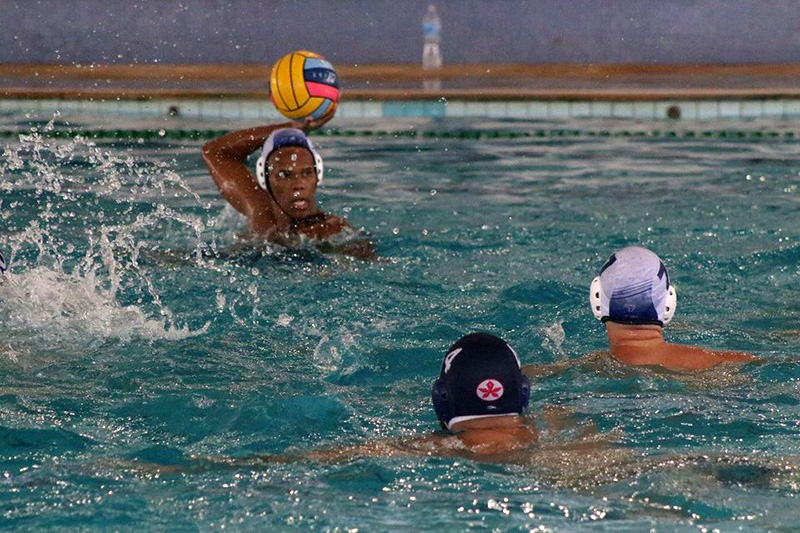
[
  {"x1": 309, "y1": 327, "x2": 366, "y2": 377},
  {"x1": 0, "y1": 267, "x2": 208, "y2": 344},
  {"x1": 0, "y1": 121, "x2": 212, "y2": 348},
  {"x1": 541, "y1": 320, "x2": 566, "y2": 355}
]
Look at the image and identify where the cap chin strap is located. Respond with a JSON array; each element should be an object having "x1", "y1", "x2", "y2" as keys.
[{"x1": 589, "y1": 276, "x2": 677, "y2": 325}]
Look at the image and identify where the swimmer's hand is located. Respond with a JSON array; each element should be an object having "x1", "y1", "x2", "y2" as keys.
[{"x1": 292, "y1": 101, "x2": 337, "y2": 132}]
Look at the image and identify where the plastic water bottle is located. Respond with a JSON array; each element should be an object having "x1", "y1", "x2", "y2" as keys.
[{"x1": 422, "y1": 4, "x2": 442, "y2": 71}]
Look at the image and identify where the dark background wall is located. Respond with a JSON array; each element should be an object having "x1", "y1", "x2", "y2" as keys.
[{"x1": 2, "y1": 0, "x2": 799, "y2": 65}]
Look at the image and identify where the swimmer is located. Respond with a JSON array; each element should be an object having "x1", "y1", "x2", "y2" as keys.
[
  {"x1": 523, "y1": 246, "x2": 757, "y2": 377},
  {"x1": 249, "y1": 334, "x2": 607, "y2": 464},
  {"x1": 202, "y1": 112, "x2": 374, "y2": 259},
  {"x1": 303, "y1": 333, "x2": 542, "y2": 459},
  {"x1": 126, "y1": 333, "x2": 609, "y2": 476},
  {"x1": 585, "y1": 246, "x2": 756, "y2": 372},
  {"x1": 422, "y1": 332, "x2": 538, "y2": 456}
]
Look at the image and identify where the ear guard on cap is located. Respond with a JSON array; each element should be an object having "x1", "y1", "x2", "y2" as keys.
[
  {"x1": 520, "y1": 377, "x2": 531, "y2": 408},
  {"x1": 431, "y1": 377, "x2": 450, "y2": 429},
  {"x1": 662, "y1": 285, "x2": 677, "y2": 325},
  {"x1": 589, "y1": 276, "x2": 677, "y2": 325},
  {"x1": 431, "y1": 375, "x2": 530, "y2": 430},
  {"x1": 589, "y1": 276, "x2": 604, "y2": 321},
  {"x1": 255, "y1": 138, "x2": 324, "y2": 191}
]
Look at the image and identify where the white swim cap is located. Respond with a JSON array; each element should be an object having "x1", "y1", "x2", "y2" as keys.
[
  {"x1": 589, "y1": 246, "x2": 677, "y2": 326},
  {"x1": 255, "y1": 128, "x2": 324, "y2": 191}
]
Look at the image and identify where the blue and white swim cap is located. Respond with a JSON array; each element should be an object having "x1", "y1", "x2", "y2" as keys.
[
  {"x1": 255, "y1": 128, "x2": 324, "y2": 190},
  {"x1": 589, "y1": 246, "x2": 677, "y2": 327},
  {"x1": 431, "y1": 333, "x2": 530, "y2": 430}
]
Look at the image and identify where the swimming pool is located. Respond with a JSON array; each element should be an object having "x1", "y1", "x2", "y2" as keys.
[{"x1": 1, "y1": 112, "x2": 799, "y2": 531}]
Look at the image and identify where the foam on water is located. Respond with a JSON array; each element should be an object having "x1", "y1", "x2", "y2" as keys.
[
  {"x1": 0, "y1": 267, "x2": 206, "y2": 346},
  {"x1": 1, "y1": 119, "x2": 211, "y2": 350}
]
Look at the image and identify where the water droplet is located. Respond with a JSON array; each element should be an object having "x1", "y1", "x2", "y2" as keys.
[
  {"x1": 158, "y1": 129, "x2": 166, "y2": 137},
  {"x1": 430, "y1": 189, "x2": 437, "y2": 196},
  {"x1": 392, "y1": 228, "x2": 400, "y2": 235}
]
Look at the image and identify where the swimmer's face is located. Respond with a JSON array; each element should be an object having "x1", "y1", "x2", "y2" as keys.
[{"x1": 267, "y1": 147, "x2": 318, "y2": 218}]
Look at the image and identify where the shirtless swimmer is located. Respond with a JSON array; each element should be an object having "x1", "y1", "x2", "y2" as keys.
[{"x1": 202, "y1": 111, "x2": 374, "y2": 259}]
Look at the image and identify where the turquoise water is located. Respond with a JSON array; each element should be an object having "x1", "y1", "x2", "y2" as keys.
[{"x1": 1, "y1": 115, "x2": 799, "y2": 531}]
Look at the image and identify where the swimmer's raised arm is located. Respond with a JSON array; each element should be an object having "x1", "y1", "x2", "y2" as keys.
[{"x1": 202, "y1": 122, "x2": 291, "y2": 221}]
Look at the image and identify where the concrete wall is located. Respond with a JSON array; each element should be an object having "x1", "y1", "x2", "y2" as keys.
[{"x1": 2, "y1": 0, "x2": 799, "y2": 65}]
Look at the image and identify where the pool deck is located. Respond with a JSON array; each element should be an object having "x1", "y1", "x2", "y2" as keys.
[{"x1": 2, "y1": 63, "x2": 800, "y2": 101}]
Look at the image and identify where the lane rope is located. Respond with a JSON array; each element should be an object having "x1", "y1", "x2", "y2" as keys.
[{"x1": 0, "y1": 128, "x2": 796, "y2": 140}]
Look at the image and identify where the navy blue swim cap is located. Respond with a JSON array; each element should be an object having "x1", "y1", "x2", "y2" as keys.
[{"x1": 432, "y1": 333, "x2": 530, "y2": 430}]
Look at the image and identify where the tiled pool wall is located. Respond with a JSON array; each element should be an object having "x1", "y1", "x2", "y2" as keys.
[{"x1": 2, "y1": 98, "x2": 800, "y2": 121}]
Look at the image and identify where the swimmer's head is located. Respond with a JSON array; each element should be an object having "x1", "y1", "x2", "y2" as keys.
[
  {"x1": 431, "y1": 333, "x2": 530, "y2": 431},
  {"x1": 255, "y1": 128, "x2": 325, "y2": 219},
  {"x1": 255, "y1": 128, "x2": 324, "y2": 191},
  {"x1": 590, "y1": 246, "x2": 677, "y2": 327}
]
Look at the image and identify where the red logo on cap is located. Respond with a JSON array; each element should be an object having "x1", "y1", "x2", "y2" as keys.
[{"x1": 477, "y1": 379, "x2": 504, "y2": 401}]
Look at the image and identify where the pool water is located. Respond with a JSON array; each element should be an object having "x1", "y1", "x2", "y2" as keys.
[{"x1": 1, "y1": 114, "x2": 799, "y2": 531}]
